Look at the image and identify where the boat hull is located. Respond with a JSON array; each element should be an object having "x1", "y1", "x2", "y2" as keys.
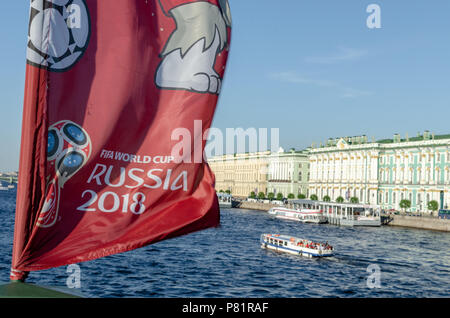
[
  {"x1": 261, "y1": 242, "x2": 333, "y2": 257},
  {"x1": 260, "y1": 234, "x2": 334, "y2": 258},
  {"x1": 269, "y1": 207, "x2": 327, "y2": 224},
  {"x1": 340, "y1": 218, "x2": 381, "y2": 227},
  {"x1": 219, "y1": 202, "x2": 232, "y2": 208}
]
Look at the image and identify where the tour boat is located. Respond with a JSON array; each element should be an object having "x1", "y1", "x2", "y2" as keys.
[
  {"x1": 260, "y1": 234, "x2": 334, "y2": 258},
  {"x1": 340, "y1": 215, "x2": 381, "y2": 227},
  {"x1": 268, "y1": 207, "x2": 327, "y2": 224},
  {"x1": 217, "y1": 193, "x2": 233, "y2": 208}
]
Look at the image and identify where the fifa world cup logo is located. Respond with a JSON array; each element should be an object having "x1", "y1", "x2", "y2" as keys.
[{"x1": 37, "y1": 120, "x2": 91, "y2": 228}]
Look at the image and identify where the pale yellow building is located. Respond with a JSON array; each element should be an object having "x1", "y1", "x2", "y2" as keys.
[{"x1": 208, "y1": 151, "x2": 270, "y2": 197}]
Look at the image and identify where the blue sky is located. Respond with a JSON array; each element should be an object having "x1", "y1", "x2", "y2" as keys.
[{"x1": 1, "y1": 0, "x2": 450, "y2": 171}]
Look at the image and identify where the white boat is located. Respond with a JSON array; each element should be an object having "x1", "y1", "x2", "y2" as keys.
[
  {"x1": 260, "y1": 234, "x2": 334, "y2": 258},
  {"x1": 290, "y1": 199, "x2": 382, "y2": 227},
  {"x1": 321, "y1": 203, "x2": 381, "y2": 227},
  {"x1": 268, "y1": 207, "x2": 327, "y2": 224},
  {"x1": 217, "y1": 193, "x2": 232, "y2": 208},
  {"x1": 340, "y1": 214, "x2": 381, "y2": 227}
]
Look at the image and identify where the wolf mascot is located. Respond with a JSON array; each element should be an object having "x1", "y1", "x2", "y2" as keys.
[{"x1": 156, "y1": 0, "x2": 232, "y2": 94}]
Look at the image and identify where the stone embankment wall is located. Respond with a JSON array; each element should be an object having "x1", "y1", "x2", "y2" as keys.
[
  {"x1": 233, "y1": 201, "x2": 275, "y2": 211},
  {"x1": 233, "y1": 201, "x2": 450, "y2": 232},
  {"x1": 386, "y1": 215, "x2": 450, "y2": 232}
]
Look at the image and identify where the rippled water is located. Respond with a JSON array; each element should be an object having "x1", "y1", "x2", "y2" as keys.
[{"x1": 1, "y1": 190, "x2": 449, "y2": 297}]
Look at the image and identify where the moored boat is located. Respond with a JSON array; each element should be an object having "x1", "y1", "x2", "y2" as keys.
[
  {"x1": 217, "y1": 193, "x2": 233, "y2": 208},
  {"x1": 268, "y1": 207, "x2": 327, "y2": 224},
  {"x1": 340, "y1": 215, "x2": 381, "y2": 227},
  {"x1": 260, "y1": 234, "x2": 334, "y2": 258}
]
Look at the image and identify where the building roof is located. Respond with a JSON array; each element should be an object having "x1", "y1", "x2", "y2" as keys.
[{"x1": 376, "y1": 133, "x2": 450, "y2": 144}]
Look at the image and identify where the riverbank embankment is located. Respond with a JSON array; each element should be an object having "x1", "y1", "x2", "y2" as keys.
[
  {"x1": 233, "y1": 201, "x2": 450, "y2": 232},
  {"x1": 234, "y1": 201, "x2": 278, "y2": 211},
  {"x1": 384, "y1": 214, "x2": 450, "y2": 232}
]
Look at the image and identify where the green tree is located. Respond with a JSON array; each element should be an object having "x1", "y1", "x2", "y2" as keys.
[
  {"x1": 257, "y1": 192, "x2": 265, "y2": 200},
  {"x1": 225, "y1": 190, "x2": 231, "y2": 194},
  {"x1": 428, "y1": 200, "x2": 439, "y2": 212},
  {"x1": 276, "y1": 193, "x2": 284, "y2": 201},
  {"x1": 323, "y1": 195, "x2": 331, "y2": 202},
  {"x1": 350, "y1": 197, "x2": 359, "y2": 204},
  {"x1": 267, "y1": 192, "x2": 275, "y2": 200},
  {"x1": 310, "y1": 194, "x2": 318, "y2": 201},
  {"x1": 249, "y1": 191, "x2": 256, "y2": 199},
  {"x1": 297, "y1": 193, "x2": 306, "y2": 199},
  {"x1": 219, "y1": 190, "x2": 224, "y2": 193},
  {"x1": 287, "y1": 193, "x2": 295, "y2": 199},
  {"x1": 399, "y1": 199, "x2": 411, "y2": 212},
  {"x1": 336, "y1": 196, "x2": 344, "y2": 203}
]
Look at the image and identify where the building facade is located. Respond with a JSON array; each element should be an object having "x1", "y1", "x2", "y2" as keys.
[
  {"x1": 267, "y1": 148, "x2": 309, "y2": 198},
  {"x1": 308, "y1": 132, "x2": 450, "y2": 213},
  {"x1": 208, "y1": 151, "x2": 270, "y2": 197}
]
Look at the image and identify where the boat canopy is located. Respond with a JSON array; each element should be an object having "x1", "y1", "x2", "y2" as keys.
[
  {"x1": 217, "y1": 193, "x2": 232, "y2": 198},
  {"x1": 288, "y1": 199, "x2": 319, "y2": 205},
  {"x1": 289, "y1": 199, "x2": 379, "y2": 210}
]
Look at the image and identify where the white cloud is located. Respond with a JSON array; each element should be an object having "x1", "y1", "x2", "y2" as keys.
[
  {"x1": 341, "y1": 87, "x2": 373, "y2": 99},
  {"x1": 268, "y1": 71, "x2": 373, "y2": 99},
  {"x1": 304, "y1": 46, "x2": 368, "y2": 64},
  {"x1": 269, "y1": 71, "x2": 336, "y2": 87}
]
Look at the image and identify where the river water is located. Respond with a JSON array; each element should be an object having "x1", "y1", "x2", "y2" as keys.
[{"x1": 0, "y1": 190, "x2": 449, "y2": 297}]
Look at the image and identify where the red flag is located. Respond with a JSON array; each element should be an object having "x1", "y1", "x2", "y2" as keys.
[{"x1": 11, "y1": 0, "x2": 231, "y2": 280}]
